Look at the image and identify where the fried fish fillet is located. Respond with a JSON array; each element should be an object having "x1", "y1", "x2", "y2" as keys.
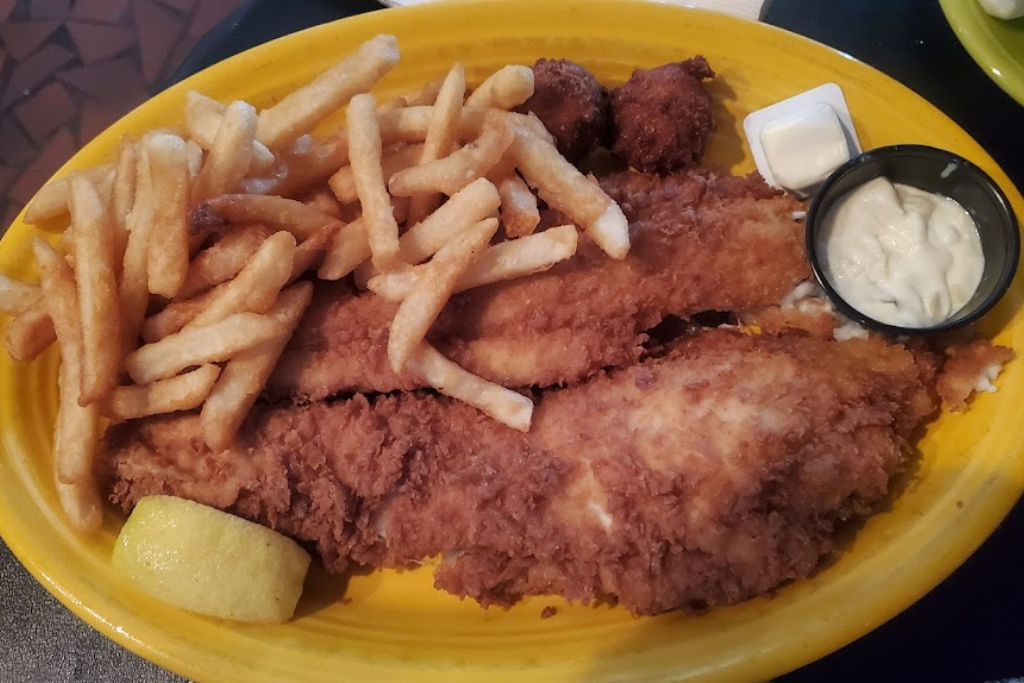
[
  {"x1": 267, "y1": 170, "x2": 808, "y2": 400},
  {"x1": 105, "y1": 329, "x2": 936, "y2": 615}
]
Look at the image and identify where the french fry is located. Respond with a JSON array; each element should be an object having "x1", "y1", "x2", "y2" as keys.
[
  {"x1": 33, "y1": 238, "x2": 100, "y2": 485},
  {"x1": 240, "y1": 171, "x2": 285, "y2": 196},
  {"x1": 186, "y1": 139, "x2": 204, "y2": 180},
  {"x1": 376, "y1": 106, "x2": 555, "y2": 147},
  {"x1": 145, "y1": 133, "x2": 191, "y2": 297},
  {"x1": 328, "y1": 143, "x2": 425, "y2": 204},
  {"x1": 498, "y1": 174, "x2": 541, "y2": 237},
  {"x1": 301, "y1": 189, "x2": 343, "y2": 218},
  {"x1": 510, "y1": 111, "x2": 556, "y2": 145},
  {"x1": 200, "y1": 195, "x2": 333, "y2": 240},
  {"x1": 55, "y1": 475, "x2": 103, "y2": 534},
  {"x1": 400, "y1": 76, "x2": 446, "y2": 107},
  {"x1": 54, "y1": 346, "x2": 99, "y2": 487},
  {"x1": 3, "y1": 302, "x2": 57, "y2": 362},
  {"x1": 378, "y1": 95, "x2": 409, "y2": 113},
  {"x1": 119, "y1": 144, "x2": 155, "y2": 356},
  {"x1": 145, "y1": 229, "x2": 298, "y2": 342},
  {"x1": 125, "y1": 311, "x2": 285, "y2": 384},
  {"x1": 110, "y1": 138, "x2": 137, "y2": 269},
  {"x1": 141, "y1": 287, "x2": 215, "y2": 343},
  {"x1": 147, "y1": 230, "x2": 306, "y2": 343},
  {"x1": 391, "y1": 196, "x2": 410, "y2": 226},
  {"x1": 33, "y1": 240, "x2": 82, "y2": 370},
  {"x1": 397, "y1": 177, "x2": 500, "y2": 264},
  {"x1": 508, "y1": 125, "x2": 629, "y2": 259},
  {"x1": 464, "y1": 65, "x2": 535, "y2": 110},
  {"x1": 290, "y1": 223, "x2": 337, "y2": 282},
  {"x1": 70, "y1": 176, "x2": 121, "y2": 405},
  {"x1": 366, "y1": 268, "x2": 418, "y2": 302},
  {"x1": 104, "y1": 364, "x2": 221, "y2": 422},
  {"x1": 184, "y1": 90, "x2": 276, "y2": 172},
  {"x1": 247, "y1": 134, "x2": 349, "y2": 198},
  {"x1": 256, "y1": 34, "x2": 400, "y2": 150},
  {"x1": 375, "y1": 105, "x2": 436, "y2": 144},
  {"x1": 317, "y1": 217, "x2": 369, "y2": 280},
  {"x1": 484, "y1": 150, "x2": 517, "y2": 185},
  {"x1": 23, "y1": 165, "x2": 114, "y2": 225},
  {"x1": 369, "y1": 224, "x2": 578, "y2": 301},
  {"x1": 289, "y1": 134, "x2": 314, "y2": 156},
  {"x1": 347, "y1": 93, "x2": 400, "y2": 270},
  {"x1": 389, "y1": 111, "x2": 514, "y2": 197},
  {"x1": 185, "y1": 230, "x2": 296, "y2": 328},
  {"x1": 388, "y1": 218, "x2": 497, "y2": 372},
  {"x1": 405, "y1": 342, "x2": 533, "y2": 432},
  {"x1": 192, "y1": 100, "x2": 258, "y2": 202},
  {"x1": 0, "y1": 275, "x2": 39, "y2": 315},
  {"x1": 0, "y1": 279, "x2": 51, "y2": 361},
  {"x1": 177, "y1": 224, "x2": 274, "y2": 299},
  {"x1": 406, "y1": 63, "x2": 466, "y2": 225},
  {"x1": 354, "y1": 177, "x2": 501, "y2": 288},
  {"x1": 460, "y1": 224, "x2": 578, "y2": 288},
  {"x1": 200, "y1": 282, "x2": 313, "y2": 451}
]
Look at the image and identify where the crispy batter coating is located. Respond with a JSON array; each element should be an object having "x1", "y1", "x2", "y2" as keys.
[
  {"x1": 935, "y1": 338, "x2": 1015, "y2": 410},
  {"x1": 104, "y1": 329, "x2": 937, "y2": 615},
  {"x1": 268, "y1": 169, "x2": 808, "y2": 400},
  {"x1": 738, "y1": 304, "x2": 1015, "y2": 412},
  {"x1": 609, "y1": 57, "x2": 716, "y2": 174},
  {"x1": 516, "y1": 58, "x2": 608, "y2": 162}
]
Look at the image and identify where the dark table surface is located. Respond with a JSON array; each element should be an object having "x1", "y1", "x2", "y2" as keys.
[{"x1": 2, "y1": 0, "x2": 1023, "y2": 681}]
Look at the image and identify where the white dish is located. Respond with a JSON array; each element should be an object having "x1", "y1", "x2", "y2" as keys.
[
  {"x1": 743, "y1": 83, "x2": 862, "y2": 192},
  {"x1": 377, "y1": 0, "x2": 767, "y2": 21}
]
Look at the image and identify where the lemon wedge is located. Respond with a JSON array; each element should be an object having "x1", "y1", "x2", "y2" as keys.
[{"x1": 112, "y1": 495, "x2": 311, "y2": 624}]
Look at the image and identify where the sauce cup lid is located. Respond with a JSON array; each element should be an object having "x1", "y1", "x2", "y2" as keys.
[{"x1": 805, "y1": 144, "x2": 1020, "y2": 335}]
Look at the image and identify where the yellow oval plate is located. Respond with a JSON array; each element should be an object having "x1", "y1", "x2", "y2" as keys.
[{"x1": 2, "y1": 1, "x2": 1023, "y2": 682}]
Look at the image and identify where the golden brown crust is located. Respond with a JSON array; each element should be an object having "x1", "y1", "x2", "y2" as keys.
[
  {"x1": 106, "y1": 329, "x2": 936, "y2": 615},
  {"x1": 608, "y1": 57, "x2": 716, "y2": 174},
  {"x1": 936, "y1": 338, "x2": 1015, "y2": 411},
  {"x1": 268, "y1": 169, "x2": 809, "y2": 400}
]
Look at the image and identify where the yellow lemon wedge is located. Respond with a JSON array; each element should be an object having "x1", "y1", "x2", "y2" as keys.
[{"x1": 111, "y1": 495, "x2": 311, "y2": 624}]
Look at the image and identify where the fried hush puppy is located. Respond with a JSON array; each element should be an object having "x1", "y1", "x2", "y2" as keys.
[
  {"x1": 516, "y1": 58, "x2": 608, "y2": 162},
  {"x1": 609, "y1": 56, "x2": 717, "y2": 174}
]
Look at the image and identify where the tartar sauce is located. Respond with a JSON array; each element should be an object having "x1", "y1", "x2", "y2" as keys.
[{"x1": 818, "y1": 176, "x2": 984, "y2": 328}]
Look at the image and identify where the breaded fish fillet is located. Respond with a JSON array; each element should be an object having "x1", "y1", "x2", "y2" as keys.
[
  {"x1": 267, "y1": 170, "x2": 808, "y2": 400},
  {"x1": 105, "y1": 330, "x2": 936, "y2": 615}
]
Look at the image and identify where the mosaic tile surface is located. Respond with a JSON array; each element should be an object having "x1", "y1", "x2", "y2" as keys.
[{"x1": 0, "y1": 0, "x2": 249, "y2": 235}]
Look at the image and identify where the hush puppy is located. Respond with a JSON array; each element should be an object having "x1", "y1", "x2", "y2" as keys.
[
  {"x1": 516, "y1": 58, "x2": 608, "y2": 162},
  {"x1": 609, "y1": 56, "x2": 716, "y2": 174}
]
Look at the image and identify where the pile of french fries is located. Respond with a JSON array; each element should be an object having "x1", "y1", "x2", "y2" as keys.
[{"x1": 0, "y1": 34, "x2": 629, "y2": 533}]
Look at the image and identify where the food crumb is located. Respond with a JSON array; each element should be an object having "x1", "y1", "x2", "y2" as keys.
[{"x1": 541, "y1": 605, "x2": 558, "y2": 619}]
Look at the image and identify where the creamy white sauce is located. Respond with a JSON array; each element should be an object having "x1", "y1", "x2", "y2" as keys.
[
  {"x1": 760, "y1": 102, "x2": 851, "y2": 191},
  {"x1": 819, "y1": 177, "x2": 984, "y2": 328}
]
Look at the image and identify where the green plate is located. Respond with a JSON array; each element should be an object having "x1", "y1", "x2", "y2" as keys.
[{"x1": 941, "y1": 0, "x2": 1024, "y2": 105}]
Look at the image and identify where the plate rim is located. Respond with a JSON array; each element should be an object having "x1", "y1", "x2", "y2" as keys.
[{"x1": 1, "y1": 1, "x2": 1024, "y2": 682}]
